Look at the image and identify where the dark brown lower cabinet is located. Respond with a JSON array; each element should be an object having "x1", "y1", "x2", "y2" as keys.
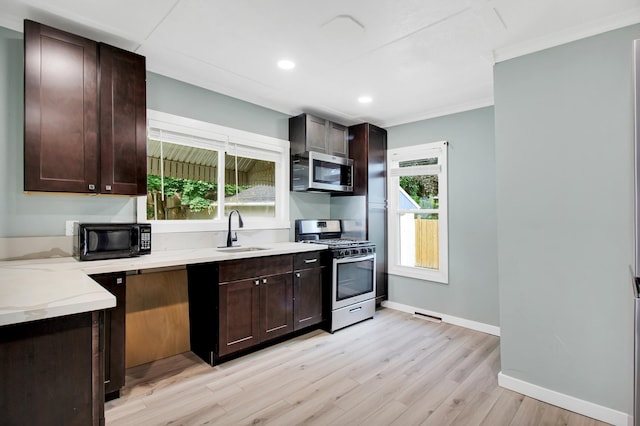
[
  {"x1": 218, "y1": 255, "x2": 293, "y2": 358},
  {"x1": 190, "y1": 254, "x2": 317, "y2": 365},
  {"x1": 218, "y1": 271, "x2": 293, "y2": 357},
  {"x1": 187, "y1": 252, "x2": 328, "y2": 366},
  {"x1": 91, "y1": 272, "x2": 126, "y2": 400},
  {"x1": 0, "y1": 312, "x2": 104, "y2": 426},
  {"x1": 293, "y1": 251, "x2": 325, "y2": 330},
  {"x1": 218, "y1": 277, "x2": 261, "y2": 357}
]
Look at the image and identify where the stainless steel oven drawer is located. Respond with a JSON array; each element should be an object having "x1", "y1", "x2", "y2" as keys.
[{"x1": 331, "y1": 298, "x2": 375, "y2": 332}]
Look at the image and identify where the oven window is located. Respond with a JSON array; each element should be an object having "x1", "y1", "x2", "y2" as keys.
[
  {"x1": 88, "y1": 230, "x2": 131, "y2": 252},
  {"x1": 336, "y1": 258, "x2": 374, "y2": 301},
  {"x1": 313, "y1": 160, "x2": 342, "y2": 184}
]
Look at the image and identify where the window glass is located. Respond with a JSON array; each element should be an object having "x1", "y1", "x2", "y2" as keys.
[
  {"x1": 138, "y1": 110, "x2": 290, "y2": 232},
  {"x1": 146, "y1": 139, "x2": 219, "y2": 220},
  {"x1": 388, "y1": 141, "x2": 448, "y2": 283},
  {"x1": 223, "y1": 154, "x2": 276, "y2": 218}
]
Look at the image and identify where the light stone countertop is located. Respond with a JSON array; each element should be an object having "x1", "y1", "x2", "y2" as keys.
[{"x1": 0, "y1": 242, "x2": 327, "y2": 327}]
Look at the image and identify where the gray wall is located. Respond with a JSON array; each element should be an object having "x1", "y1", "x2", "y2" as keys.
[
  {"x1": 494, "y1": 25, "x2": 639, "y2": 413},
  {"x1": 0, "y1": 26, "x2": 136, "y2": 238},
  {"x1": 386, "y1": 106, "x2": 499, "y2": 327},
  {"x1": 0, "y1": 25, "x2": 324, "y2": 238}
]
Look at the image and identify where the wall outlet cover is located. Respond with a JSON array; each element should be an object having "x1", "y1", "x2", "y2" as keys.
[{"x1": 65, "y1": 220, "x2": 78, "y2": 236}]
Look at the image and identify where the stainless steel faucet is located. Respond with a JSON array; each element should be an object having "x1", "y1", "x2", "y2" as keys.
[{"x1": 226, "y1": 209, "x2": 244, "y2": 247}]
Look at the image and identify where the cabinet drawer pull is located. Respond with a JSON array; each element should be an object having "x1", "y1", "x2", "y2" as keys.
[
  {"x1": 295, "y1": 272, "x2": 301, "y2": 278},
  {"x1": 262, "y1": 278, "x2": 267, "y2": 284},
  {"x1": 254, "y1": 280, "x2": 260, "y2": 286},
  {"x1": 304, "y1": 258, "x2": 318, "y2": 264},
  {"x1": 88, "y1": 184, "x2": 96, "y2": 191}
]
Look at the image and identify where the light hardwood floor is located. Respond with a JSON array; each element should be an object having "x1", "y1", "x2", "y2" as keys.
[{"x1": 105, "y1": 308, "x2": 611, "y2": 425}]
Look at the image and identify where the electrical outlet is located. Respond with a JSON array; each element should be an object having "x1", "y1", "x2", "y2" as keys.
[{"x1": 65, "y1": 220, "x2": 78, "y2": 236}]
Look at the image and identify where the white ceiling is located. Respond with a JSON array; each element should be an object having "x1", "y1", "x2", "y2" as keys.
[{"x1": 1, "y1": 0, "x2": 640, "y2": 127}]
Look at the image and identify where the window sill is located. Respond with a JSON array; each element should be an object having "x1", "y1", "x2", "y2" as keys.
[
  {"x1": 142, "y1": 219, "x2": 291, "y2": 234},
  {"x1": 388, "y1": 265, "x2": 448, "y2": 284}
]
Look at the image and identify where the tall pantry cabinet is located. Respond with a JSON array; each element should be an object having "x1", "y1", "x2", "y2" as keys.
[{"x1": 348, "y1": 123, "x2": 388, "y2": 303}]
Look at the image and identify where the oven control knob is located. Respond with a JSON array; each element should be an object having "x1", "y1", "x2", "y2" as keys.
[{"x1": 337, "y1": 250, "x2": 345, "y2": 258}]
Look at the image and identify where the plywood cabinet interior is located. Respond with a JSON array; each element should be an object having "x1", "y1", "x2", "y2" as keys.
[
  {"x1": 23, "y1": 20, "x2": 147, "y2": 195},
  {"x1": 126, "y1": 269, "x2": 190, "y2": 368}
]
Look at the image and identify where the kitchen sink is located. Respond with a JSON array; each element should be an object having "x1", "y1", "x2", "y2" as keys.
[{"x1": 216, "y1": 246, "x2": 269, "y2": 253}]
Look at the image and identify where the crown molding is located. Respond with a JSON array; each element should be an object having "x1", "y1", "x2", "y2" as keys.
[{"x1": 494, "y1": 8, "x2": 640, "y2": 63}]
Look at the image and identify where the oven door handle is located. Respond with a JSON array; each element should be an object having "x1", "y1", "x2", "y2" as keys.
[{"x1": 333, "y1": 253, "x2": 376, "y2": 264}]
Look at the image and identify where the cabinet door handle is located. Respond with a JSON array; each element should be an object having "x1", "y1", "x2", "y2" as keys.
[
  {"x1": 104, "y1": 184, "x2": 112, "y2": 191},
  {"x1": 304, "y1": 258, "x2": 318, "y2": 264},
  {"x1": 262, "y1": 278, "x2": 267, "y2": 284},
  {"x1": 88, "y1": 184, "x2": 96, "y2": 191},
  {"x1": 295, "y1": 272, "x2": 301, "y2": 278},
  {"x1": 254, "y1": 280, "x2": 260, "y2": 286}
]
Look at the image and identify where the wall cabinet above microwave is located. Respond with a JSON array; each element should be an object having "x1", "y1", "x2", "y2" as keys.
[
  {"x1": 23, "y1": 20, "x2": 147, "y2": 195},
  {"x1": 289, "y1": 113, "x2": 349, "y2": 158}
]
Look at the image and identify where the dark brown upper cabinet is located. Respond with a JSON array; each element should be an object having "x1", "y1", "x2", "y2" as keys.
[
  {"x1": 99, "y1": 44, "x2": 147, "y2": 195},
  {"x1": 24, "y1": 20, "x2": 147, "y2": 195},
  {"x1": 289, "y1": 113, "x2": 349, "y2": 158}
]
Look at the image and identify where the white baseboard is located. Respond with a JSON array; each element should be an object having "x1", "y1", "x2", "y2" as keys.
[
  {"x1": 381, "y1": 301, "x2": 631, "y2": 425},
  {"x1": 498, "y1": 372, "x2": 632, "y2": 426},
  {"x1": 380, "y1": 300, "x2": 500, "y2": 336}
]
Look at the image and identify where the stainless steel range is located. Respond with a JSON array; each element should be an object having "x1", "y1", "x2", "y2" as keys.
[{"x1": 295, "y1": 219, "x2": 376, "y2": 332}]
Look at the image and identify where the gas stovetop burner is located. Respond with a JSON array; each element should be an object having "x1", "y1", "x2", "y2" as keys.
[{"x1": 295, "y1": 219, "x2": 375, "y2": 258}]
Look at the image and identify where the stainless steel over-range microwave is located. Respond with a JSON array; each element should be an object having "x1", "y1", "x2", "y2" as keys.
[
  {"x1": 74, "y1": 223, "x2": 151, "y2": 261},
  {"x1": 291, "y1": 151, "x2": 354, "y2": 193}
]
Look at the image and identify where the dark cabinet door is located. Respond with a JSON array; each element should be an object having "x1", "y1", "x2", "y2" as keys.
[
  {"x1": 306, "y1": 114, "x2": 328, "y2": 153},
  {"x1": 367, "y1": 124, "x2": 387, "y2": 205},
  {"x1": 327, "y1": 121, "x2": 349, "y2": 157},
  {"x1": 24, "y1": 20, "x2": 99, "y2": 193},
  {"x1": 99, "y1": 44, "x2": 147, "y2": 195},
  {"x1": 368, "y1": 204, "x2": 387, "y2": 302},
  {"x1": 91, "y1": 272, "x2": 126, "y2": 398},
  {"x1": 260, "y1": 273, "x2": 293, "y2": 341},
  {"x1": 348, "y1": 123, "x2": 388, "y2": 302},
  {"x1": 24, "y1": 21, "x2": 147, "y2": 196},
  {"x1": 293, "y1": 267, "x2": 324, "y2": 330},
  {"x1": 289, "y1": 113, "x2": 349, "y2": 157},
  {"x1": 218, "y1": 278, "x2": 261, "y2": 357}
]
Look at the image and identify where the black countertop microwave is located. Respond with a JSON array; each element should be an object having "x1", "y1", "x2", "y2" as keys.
[{"x1": 74, "y1": 223, "x2": 151, "y2": 261}]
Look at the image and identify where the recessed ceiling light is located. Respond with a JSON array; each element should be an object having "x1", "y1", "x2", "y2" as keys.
[
  {"x1": 277, "y1": 59, "x2": 295, "y2": 70},
  {"x1": 358, "y1": 96, "x2": 372, "y2": 104}
]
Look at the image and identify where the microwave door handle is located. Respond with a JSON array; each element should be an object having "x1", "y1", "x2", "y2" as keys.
[{"x1": 131, "y1": 228, "x2": 139, "y2": 247}]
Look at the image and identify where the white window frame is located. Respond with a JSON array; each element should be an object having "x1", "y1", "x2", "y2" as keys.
[
  {"x1": 387, "y1": 141, "x2": 448, "y2": 283},
  {"x1": 137, "y1": 110, "x2": 290, "y2": 233}
]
